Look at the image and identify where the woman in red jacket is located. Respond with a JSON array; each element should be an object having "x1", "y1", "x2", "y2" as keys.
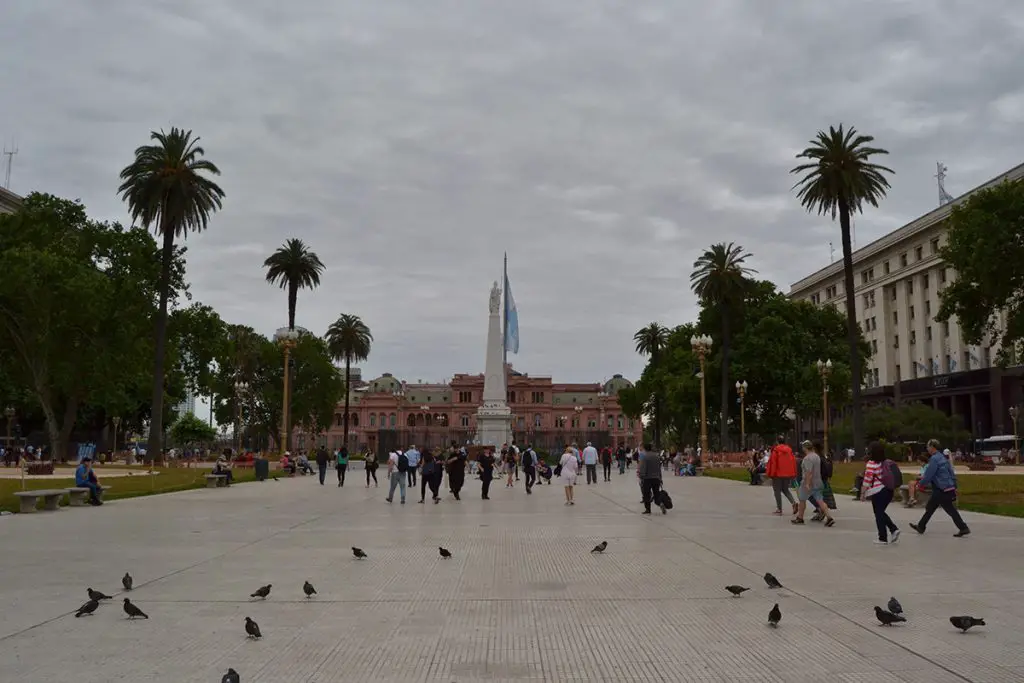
[{"x1": 766, "y1": 435, "x2": 798, "y2": 516}]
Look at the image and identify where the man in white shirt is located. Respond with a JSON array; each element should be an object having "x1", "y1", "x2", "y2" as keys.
[
  {"x1": 404, "y1": 445, "x2": 421, "y2": 487},
  {"x1": 582, "y1": 442, "x2": 599, "y2": 485}
]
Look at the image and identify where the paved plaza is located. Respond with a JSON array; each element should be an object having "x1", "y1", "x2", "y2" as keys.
[{"x1": 0, "y1": 469, "x2": 1022, "y2": 682}]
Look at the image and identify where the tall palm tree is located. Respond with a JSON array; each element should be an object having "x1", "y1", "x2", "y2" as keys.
[
  {"x1": 691, "y1": 243, "x2": 755, "y2": 450},
  {"x1": 326, "y1": 314, "x2": 373, "y2": 450},
  {"x1": 633, "y1": 322, "x2": 669, "y2": 449},
  {"x1": 263, "y1": 238, "x2": 325, "y2": 330},
  {"x1": 792, "y1": 124, "x2": 893, "y2": 458},
  {"x1": 118, "y1": 128, "x2": 225, "y2": 460}
]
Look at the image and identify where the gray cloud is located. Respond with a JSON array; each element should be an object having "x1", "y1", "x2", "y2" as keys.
[{"x1": 2, "y1": 0, "x2": 1022, "y2": 387}]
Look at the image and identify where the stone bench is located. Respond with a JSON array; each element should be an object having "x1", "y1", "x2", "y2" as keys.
[
  {"x1": 13, "y1": 489, "x2": 69, "y2": 513},
  {"x1": 205, "y1": 474, "x2": 228, "y2": 488},
  {"x1": 694, "y1": 467, "x2": 705, "y2": 477},
  {"x1": 67, "y1": 486, "x2": 112, "y2": 506}
]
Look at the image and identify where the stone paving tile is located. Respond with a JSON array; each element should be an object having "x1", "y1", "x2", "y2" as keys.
[{"x1": 0, "y1": 472, "x2": 1021, "y2": 681}]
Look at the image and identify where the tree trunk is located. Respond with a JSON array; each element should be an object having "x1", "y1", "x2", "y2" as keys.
[
  {"x1": 652, "y1": 350, "x2": 661, "y2": 450},
  {"x1": 719, "y1": 314, "x2": 731, "y2": 451},
  {"x1": 287, "y1": 282, "x2": 297, "y2": 331},
  {"x1": 147, "y1": 225, "x2": 175, "y2": 465},
  {"x1": 839, "y1": 201, "x2": 865, "y2": 458},
  {"x1": 343, "y1": 355, "x2": 351, "y2": 451}
]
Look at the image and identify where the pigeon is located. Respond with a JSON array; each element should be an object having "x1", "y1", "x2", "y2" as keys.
[
  {"x1": 887, "y1": 597, "x2": 903, "y2": 615},
  {"x1": 303, "y1": 581, "x2": 316, "y2": 598},
  {"x1": 591, "y1": 541, "x2": 608, "y2": 554},
  {"x1": 439, "y1": 547, "x2": 452, "y2": 559},
  {"x1": 222, "y1": 668, "x2": 240, "y2": 683},
  {"x1": 122, "y1": 572, "x2": 133, "y2": 591},
  {"x1": 874, "y1": 606, "x2": 906, "y2": 626},
  {"x1": 725, "y1": 585, "x2": 750, "y2": 597},
  {"x1": 123, "y1": 598, "x2": 148, "y2": 619},
  {"x1": 75, "y1": 599, "x2": 100, "y2": 617},
  {"x1": 763, "y1": 573, "x2": 783, "y2": 589},
  {"x1": 245, "y1": 616, "x2": 262, "y2": 639},
  {"x1": 250, "y1": 584, "x2": 272, "y2": 599},
  {"x1": 352, "y1": 547, "x2": 367, "y2": 559},
  {"x1": 87, "y1": 588, "x2": 112, "y2": 601},
  {"x1": 768, "y1": 603, "x2": 782, "y2": 627},
  {"x1": 949, "y1": 616, "x2": 985, "y2": 632}
]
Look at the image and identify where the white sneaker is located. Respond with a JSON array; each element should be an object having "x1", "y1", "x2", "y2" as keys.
[
  {"x1": 873, "y1": 539, "x2": 889, "y2": 545},
  {"x1": 889, "y1": 529, "x2": 901, "y2": 545}
]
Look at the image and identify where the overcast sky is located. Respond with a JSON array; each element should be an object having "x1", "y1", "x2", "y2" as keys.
[{"x1": 3, "y1": 0, "x2": 1023, "y2": 388}]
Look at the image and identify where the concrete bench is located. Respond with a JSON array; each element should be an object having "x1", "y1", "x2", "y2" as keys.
[
  {"x1": 13, "y1": 489, "x2": 68, "y2": 513},
  {"x1": 694, "y1": 467, "x2": 705, "y2": 477},
  {"x1": 67, "y1": 486, "x2": 112, "y2": 506},
  {"x1": 205, "y1": 474, "x2": 228, "y2": 488}
]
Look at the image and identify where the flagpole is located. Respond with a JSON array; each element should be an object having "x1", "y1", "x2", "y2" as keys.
[{"x1": 503, "y1": 252, "x2": 508, "y2": 370}]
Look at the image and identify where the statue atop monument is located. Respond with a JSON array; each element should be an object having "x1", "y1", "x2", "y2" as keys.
[{"x1": 489, "y1": 281, "x2": 501, "y2": 314}]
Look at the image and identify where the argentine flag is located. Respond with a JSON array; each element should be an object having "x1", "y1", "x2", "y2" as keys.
[{"x1": 504, "y1": 273, "x2": 519, "y2": 354}]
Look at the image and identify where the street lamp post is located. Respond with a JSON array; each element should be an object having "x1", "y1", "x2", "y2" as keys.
[
  {"x1": 234, "y1": 381, "x2": 249, "y2": 456},
  {"x1": 735, "y1": 380, "x2": 748, "y2": 451},
  {"x1": 1010, "y1": 406, "x2": 1020, "y2": 465},
  {"x1": 274, "y1": 328, "x2": 301, "y2": 456},
  {"x1": 816, "y1": 359, "x2": 833, "y2": 455},
  {"x1": 690, "y1": 335, "x2": 713, "y2": 457}
]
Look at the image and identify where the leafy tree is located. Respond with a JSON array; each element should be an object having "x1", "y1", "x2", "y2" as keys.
[
  {"x1": 633, "y1": 323, "x2": 668, "y2": 448},
  {"x1": 169, "y1": 411, "x2": 217, "y2": 446},
  {"x1": 936, "y1": 179, "x2": 1024, "y2": 364},
  {"x1": 792, "y1": 124, "x2": 894, "y2": 459},
  {"x1": 326, "y1": 314, "x2": 373, "y2": 450},
  {"x1": 690, "y1": 242, "x2": 755, "y2": 448},
  {"x1": 832, "y1": 403, "x2": 971, "y2": 452},
  {"x1": 263, "y1": 238, "x2": 325, "y2": 330},
  {"x1": 119, "y1": 127, "x2": 225, "y2": 459},
  {"x1": 167, "y1": 302, "x2": 229, "y2": 401}
]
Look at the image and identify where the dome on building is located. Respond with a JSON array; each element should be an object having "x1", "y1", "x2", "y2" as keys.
[
  {"x1": 602, "y1": 374, "x2": 633, "y2": 395},
  {"x1": 368, "y1": 373, "x2": 403, "y2": 393}
]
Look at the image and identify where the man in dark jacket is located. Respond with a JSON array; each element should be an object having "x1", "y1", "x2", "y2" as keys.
[
  {"x1": 637, "y1": 443, "x2": 665, "y2": 515},
  {"x1": 315, "y1": 446, "x2": 329, "y2": 485}
]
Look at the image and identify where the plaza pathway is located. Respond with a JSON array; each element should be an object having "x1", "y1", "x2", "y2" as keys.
[{"x1": 0, "y1": 468, "x2": 1021, "y2": 682}]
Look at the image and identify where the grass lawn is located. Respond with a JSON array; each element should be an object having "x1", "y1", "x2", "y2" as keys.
[
  {"x1": 0, "y1": 465, "x2": 266, "y2": 513},
  {"x1": 705, "y1": 462, "x2": 1024, "y2": 519}
]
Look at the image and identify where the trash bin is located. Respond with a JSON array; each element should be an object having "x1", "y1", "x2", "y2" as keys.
[{"x1": 255, "y1": 458, "x2": 269, "y2": 481}]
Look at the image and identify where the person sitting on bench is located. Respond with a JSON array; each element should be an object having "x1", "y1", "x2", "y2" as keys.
[
  {"x1": 75, "y1": 455, "x2": 103, "y2": 506},
  {"x1": 213, "y1": 456, "x2": 234, "y2": 485}
]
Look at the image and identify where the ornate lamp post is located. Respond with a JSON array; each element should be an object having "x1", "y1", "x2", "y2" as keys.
[
  {"x1": 690, "y1": 335, "x2": 713, "y2": 457},
  {"x1": 816, "y1": 359, "x2": 833, "y2": 455},
  {"x1": 735, "y1": 380, "x2": 748, "y2": 451},
  {"x1": 574, "y1": 405, "x2": 583, "y2": 438},
  {"x1": 1010, "y1": 406, "x2": 1020, "y2": 465},
  {"x1": 234, "y1": 380, "x2": 249, "y2": 456},
  {"x1": 274, "y1": 327, "x2": 301, "y2": 456}
]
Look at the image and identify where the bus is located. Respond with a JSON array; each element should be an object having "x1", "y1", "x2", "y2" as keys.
[{"x1": 972, "y1": 435, "x2": 1018, "y2": 464}]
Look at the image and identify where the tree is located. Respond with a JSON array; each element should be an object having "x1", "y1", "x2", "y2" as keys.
[
  {"x1": 167, "y1": 302, "x2": 229, "y2": 402},
  {"x1": 263, "y1": 238, "x2": 325, "y2": 330},
  {"x1": 690, "y1": 242, "x2": 755, "y2": 448},
  {"x1": 792, "y1": 125, "x2": 893, "y2": 458},
  {"x1": 832, "y1": 403, "x2": 971, "y2": 452},
  {"x1": 169, "y1": 411, "x2": 218, "y2": 447},
  {"x1": 325, "y1": 314, "x2": 373, "y2": 450},
  {"x1": 633, "y1": 323, "x2": 669, "y2": 448},
  {"x1": 119, "y1": 128, "x2": 225, "y2": 460},
  {"x1": 936, "y1": 179, "x2": 1024, "y2": 364}
]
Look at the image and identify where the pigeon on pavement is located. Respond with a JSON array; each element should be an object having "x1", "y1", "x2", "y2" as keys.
[
  {"x1": 352, "y1": 547, "x2": 367, "y2": 559},
  {"x1": 439, "y1": 547, "x2": 452, "y2": 559},
  {"x1": 245, "y1": 617, "x2": 262, "y2": 639},
  {"x1": 222, "y1": 668, "x2": 240, "y2": 683},
  {"x1": 725, "y1": 585, "x2": 750, "y2": 597},
  {"x1": 949, "y1": 616, "x2": 985, "y2": 632},
  {"x1": 887, "y1": 597, "x2": 903, "y2": 615},
  {"x1": 763, "y1": 573, "x2": 783, "y2": 589},
  {"x1": 123, "y1": 598, "x2": 149, "y2": 619},
  {"x1": 303, "y1": 581, "x2": 316, "y2": 598},
  {"x1": 768, "y1": 603, "x2": 782, "y2": 627},
  {"x1": 591, "y1": 541, "x2": 608, "y2": 554},
  {"x1": 88, "y1": 588, "x2": 112, "y2": 601},
  {"x1": 250, "y1": 584, "x2": 272, "y2": 599},
  {"x1": 75, "y1": 599, "x2": 100, "y2": 618},
  {"x1": 875, "y1": 606, "x2": 906, "y2": 626},
  {"x1": 122, "y1": 573, "x2": 133, "y2": 591}
]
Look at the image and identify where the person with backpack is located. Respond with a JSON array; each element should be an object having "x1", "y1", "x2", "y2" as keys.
[
  {"x1": 860, "y1": 441, "x2": 900, "y2": 545},
  {"x1": 522, "y1": 444, "x2": 538, "y2": 494},
  {"x1": 419, "y1": 448, "x2": 440, "y2": 504},
  {"x1": 335, "y1": 447, "x2": 349, "y2": 487},
  {"x1": 792, "y1": 441, "x2": 835, "y2": 527},
  {"x1": 766, "y1": 436, "x2": 798, "y2": 516},
  {"x1": 386, "y1": 450, "x2": 408, "y2": 504},
  {"x1": 910, "y1": 439, "x2": 971, "y2": 537}
]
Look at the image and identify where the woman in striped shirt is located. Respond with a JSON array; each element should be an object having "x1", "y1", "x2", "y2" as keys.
[{"x1": 860, "y1": 441, "x2": 901, "y2": 545}]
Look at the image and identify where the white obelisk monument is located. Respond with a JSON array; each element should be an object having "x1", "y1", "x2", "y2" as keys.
[{"x1": 475, "y1": 280, "x2": 512, "y2": 446}]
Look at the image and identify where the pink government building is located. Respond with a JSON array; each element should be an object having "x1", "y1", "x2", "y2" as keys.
[{"x1": 294, "y1": 368, "x2": 643, "y2": 456}]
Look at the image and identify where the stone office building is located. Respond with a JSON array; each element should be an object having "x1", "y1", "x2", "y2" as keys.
[{"x1": 0, "y1": 186, "x2": 22, "y2": 214}]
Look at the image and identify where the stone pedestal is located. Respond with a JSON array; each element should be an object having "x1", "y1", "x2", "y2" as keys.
[{"x1": 476, "y1": 281, "x2": 512, "y2": 447}]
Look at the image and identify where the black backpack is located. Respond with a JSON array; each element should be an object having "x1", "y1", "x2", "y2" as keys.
[
  {"x1": 821, "y1": 456, "x2": 834, "y2": 481},
  {"x1": 397, "y1": 453, "x2": 409, "y2": 472}
]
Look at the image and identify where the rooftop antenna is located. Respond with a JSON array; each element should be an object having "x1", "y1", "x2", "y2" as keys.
[
  {"x1": 2, "y1": 142, "x2": 17, "y2": 189},
  {"x1": 936, "y1": 162, "x2": 954, "y2": 206}
]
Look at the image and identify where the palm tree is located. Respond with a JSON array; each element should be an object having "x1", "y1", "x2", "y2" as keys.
[
  {"x1": 263, "y1": 238, "x2": 325, "y2": 330},
  {"x1": 633, "y1": 323, "x2": 669, "y2": 449},
  {"x1": 326, "y1": 314, "x2": 373, "y2": 450},
  {"x1": 118, "y1": 128, "x2": 225, "y2": 460},
  {"x1": 792, "y1": 124, "x2": 893, "y2": 458},
  {"x1": 690, "y1": 243, "x2": 755, "y2": 450}
]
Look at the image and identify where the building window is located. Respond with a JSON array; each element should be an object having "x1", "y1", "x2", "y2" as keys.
[
  {"x1": 629, "y1": 419, "x2": 635, "y2": 429},
  {"x1": 571, "y1": 417, "x2": 579, "y2": 429},
  {"x1": 883, "y1": 260, "x2": 890, "y2": 275},
  {"x1": 890, "y1": 287, "x2": 896, "y2": 301},
  {"x1": 871, "y1": 339, "x2": 878, "y2": 354},
  {"x1": 912, "y1": 362, "x2": 918, "y2": 379},
  {"x1": 909, "y1": 305, "x2": 915, "y2": 320},
  {"x1": 531, "y1": 391, "x2": 545, "y2": 404},
  {"x1": 389, "y1": 413, "x2": 396, "y2": 427},
  {"x1": 379, "y1": 413, "x2": 386, "y2": 427},
  {"x1": 861, "y1": 267, "x2": 875, "y2": 284},
  {"x1": 350, "y1": 413, "x2": 359, "y2": 427},
  {"x1": 607, "y1": 416, "x2": 614, "y2": 429},
  {"x1": 617, "y1": 416, "x2": 624, "y2": 429},
  {"x1": 458, "y1": 391, "x2": 472, "y2": 403},
  {"x1": 931, "y1": 237, "x2": 940, "y2": 253},
  {"x1": 370, "y1": 414, "x2": 376, "y2": 427},
  {"x1": 587, "y1": 419, "x2": 597, "y2": 428},
  {"x1": 983, "y1": 347, "x2": 991, "y2": 367},
  {"x1": 942, "y1": 321, "x2": 950, "y2": 336},
  {"x1": 517, "y1": 416, "x2": 525, "y2": 428},
  {"x1": 925, "y1": 300, "x2": 931, "y2": 316},
  {"x1": 915, "y1": 245, "x2": 923, "y2": 260},
  {"x1": 907, "y1": 280, "x2": 914, "y2": 295},
  {"x1": 926, "y1": 326, "x2": 932, "y2": 341},
  {"x1": 335, "y1": 414, "x2": 343, "y2": 427},
  {"x1": 871, "y1": 316, "x2": 877, "y2": 331},
  {"x1": 900, "y1": 252, "x2": 908, "y2": 267},
  {"x1": 893, "y1": 311, "x2": 898, "y2": 325},
  {"x1": 945, "y1": 354, "x2": 952, "y2": 373},
  {"x1": 460, "y1": 414, "x2": 470, "y2": 427},
  {"x1": 873, "y1": 368, "x2": 879, "y2": 385},
  {"x1": 533, "y1": 414, "x2": 542, "y2": 428},
  {"x1": 407, "y1": 414, "x2": 416, "y2": 427},
  {"x1": 910, "y1": 330, "x2": 917, "y2": 344},
  {"x1": 922, "y1": 273, "x2": 929, "y2": 290},
  {"x1": 894, "y1": 335, "x2": 899, "y2": 349},
  {"x1": 825, "y1": 285, "x2": 837, "y2": 300},
  {"x1": 939, "y1": 268, "x2": 947, "y2": 284},
  {"x1": 895, "y1": 364, "x2": 901, "y2": 381}
]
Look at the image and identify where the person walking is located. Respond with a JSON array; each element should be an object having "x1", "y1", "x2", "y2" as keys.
[
  {"x1": 479, "y1": 447, "x2": 496, "y2": 500},
  {"x1": 315, "y1": 446, "x2": 329, "y2": 485},
  {"x1": 418, "y1": 448, "x2": 438, "y2": 503},
  {"x1": 446, "y1": 444, "x2": 466, "y2": 501},
  {"x1": 558, "y1": 445, "x2": 578, "y2": 505},
  {"x1": 638, "y1": 442, "x2": 665, "y2": 515},
  {"x1": 616, "y1": 445, "x2": 627, "y2": 475},
  {"x1": 766, "y1": 436, "x2": 798, "y2": 516},
  {"x1": 510, "y1": 441, "x2": 521, "y2": 482},
  {"x1": 365, "y1": 451, "x2": 379, "y2": 487},
  {"x1": 792, "y1": 441, "x2": 834, "y2": 527},
  {"x1": 336, "y1": 447, "x2": 349, "y2": 487},
  {"x1": 504, "y1": 445, "x2": 517, "y2": 488},
  {"x1": 600, "y1": 446, "x2": 613, "y2": 482},
  {"x1": 386, "y1": 450, "x2": 407, "y2": 504},
  {"x1": 582, "y1": 442, "x2": 599, "y2": 485},
  {"x1": 427, "y1": 449, "x2": 443, "y2": 503},
  {"x1": 404, "y1": 444, "x2": 420, "y2": 488},
  {"x1": 861, "y1": 441, "x2": 900, "y2": 545},
  {"x1": 910, "y1": 439, "x2": 971, "y2": 537},
  {"x1": 522, "y1": 444, "x2": 537, "y2": 494}
]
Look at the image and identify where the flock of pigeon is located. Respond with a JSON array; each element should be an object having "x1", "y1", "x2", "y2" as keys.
[
  {"x1": 723, "y1": 572, "x2": 986, "y2": 633},
  {"x1": 73, "y1": 573, "x2": 147, "y2": 620}
]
